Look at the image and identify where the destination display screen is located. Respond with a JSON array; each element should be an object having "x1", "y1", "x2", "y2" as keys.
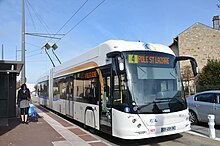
[{"x1": 126, "y1": 52, "x2": 175, "y2": 68}]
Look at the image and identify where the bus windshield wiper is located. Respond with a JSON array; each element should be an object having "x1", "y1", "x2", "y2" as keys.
[
  {"x1": 138, "y1": 101, "x2": 163, "y2": 110},
  {"x1": 155, "y1": 96, "x2": 185, "y2": 105}
]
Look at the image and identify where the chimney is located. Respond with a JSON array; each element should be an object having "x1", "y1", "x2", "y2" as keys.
[{"x1": 212, "y1": 16, "x2": 219, "y2": 30}]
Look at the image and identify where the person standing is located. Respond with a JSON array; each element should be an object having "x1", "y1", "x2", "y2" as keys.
[{"x1": 17, "y1": 84, "x2": 31, "y2": 124}]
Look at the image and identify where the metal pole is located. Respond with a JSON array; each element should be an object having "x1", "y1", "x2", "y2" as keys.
[
  {"x1": 20, "y1": 0, "x2": 26, "y2": 84},
  {"x1": 45, "y1": 49, "x2": 55, "y2": 67},
  {"x1": 52, "y1": 49, "x2": 61, "y2": 64},
  {"x1": 16, "y1": 46, "x2": 17, "y2": 61},
  {"x1": 1, "y1": 44, "x2": 3, "y2": 60}
]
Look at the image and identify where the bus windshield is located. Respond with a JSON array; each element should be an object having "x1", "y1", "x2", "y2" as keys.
[{"x1": 123, "y1": 51, "x2": 186, "y2": 114}]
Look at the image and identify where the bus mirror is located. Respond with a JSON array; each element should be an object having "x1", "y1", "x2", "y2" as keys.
[
  {"x1": 175, "y1": 56, "x2": 198, "y2": 76},
  {"x1": 190, "y1": 60, "x2": 199, "y2": 76}
]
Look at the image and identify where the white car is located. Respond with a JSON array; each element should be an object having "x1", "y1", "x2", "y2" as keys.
[{"x1": 187, "y1": 90, "x2": 220, "y2": 125}]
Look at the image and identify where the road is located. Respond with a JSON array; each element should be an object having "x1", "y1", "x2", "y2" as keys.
[
  {"x1": 53, "y1": 107, "x2": 220, "y2": 146},
  {"x1": 89, "y1": 123, "x2": 220, "y2": 146},
  {"x1": 190, "y1": 122, "x2": 220, "y2": 138}
]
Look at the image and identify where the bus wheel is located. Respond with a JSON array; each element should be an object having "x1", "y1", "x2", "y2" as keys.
[{"x1": 189, "y1": 110, "x2": 198, "y2": 125}]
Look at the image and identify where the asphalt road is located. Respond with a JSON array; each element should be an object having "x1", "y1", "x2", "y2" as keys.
[
  {"x1": 191, "y1": 122, "x2": 220, "y2": 138},
  {"x1": 90, "y1": 124, "x2": 220, "y2": 146}
]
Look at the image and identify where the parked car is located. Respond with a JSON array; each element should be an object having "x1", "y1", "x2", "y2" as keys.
[{"x1": 187, "y1": 90, "x2": 220, "y2": 125}]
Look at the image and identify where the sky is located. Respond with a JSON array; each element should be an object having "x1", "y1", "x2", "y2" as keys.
[{"x1": 0, "y1": 0, "x2": 219, "y2": 83}]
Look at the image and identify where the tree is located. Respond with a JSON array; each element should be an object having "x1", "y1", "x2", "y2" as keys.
[
  {"x1": 196, "y1": 59, "x2": 220, "y2": 91},
  {"x1": 181, "y1": 65, "x2": 194, "y2": 95}
]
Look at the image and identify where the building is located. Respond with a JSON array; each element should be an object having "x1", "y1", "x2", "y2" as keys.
[
  {"x1": 170, "y1": 16, "x2": 220, "y2": 70},
  {"x1": 169, "y1": 16, "x2": 220, "y2": 94}
]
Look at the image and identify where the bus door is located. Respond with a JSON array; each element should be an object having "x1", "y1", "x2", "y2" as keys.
[
  {"x1": 100, "y1": 67, "x2": 112, "y2": 134},
  {"x1": 65, "y1": 76, "x2": 74, "y2": 118}
]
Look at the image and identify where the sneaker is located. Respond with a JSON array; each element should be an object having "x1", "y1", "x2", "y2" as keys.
[{"x1": 24, "y1": 121, "x2": 28, "y2": 124}]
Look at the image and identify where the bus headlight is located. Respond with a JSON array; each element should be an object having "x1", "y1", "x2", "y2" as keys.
[
  {"x1": 132, "y1": 119, "x2": 137, "y2": 123},
  {"x1": 137, "y1": 124, "x2": 141, "y2": 128}
]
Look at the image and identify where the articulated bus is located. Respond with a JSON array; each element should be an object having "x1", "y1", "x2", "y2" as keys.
[{"x1": 37, "y1": 40, "x2": 198, "y2": 139}]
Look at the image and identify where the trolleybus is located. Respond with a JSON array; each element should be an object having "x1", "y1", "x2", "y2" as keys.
[{"x1": 37, "y1": 40, "x2": 198, "y2": 139}]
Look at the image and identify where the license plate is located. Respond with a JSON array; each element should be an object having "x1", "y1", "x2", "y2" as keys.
[{"x1": 161, "y1": 126, "x2": 176, "y2": 132}]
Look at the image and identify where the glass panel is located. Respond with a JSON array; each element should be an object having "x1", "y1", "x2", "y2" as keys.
[
  {"x1": 74, "y1": 79, "x2": 85, "y2": 102},
  {"x1": 53, "y1": 80, "x2": 60, "y2": 100},
  {"x1": 112, "y1": 74, "x2": 130, "y2": 112},
  {"x1": 73, "y1": 70, "x2": 98, "y2": 104},
  {"x1": 60, "y1": 78, "x2": 68, "y2": 99},
  {"x1": 38, "y1": 81, "x2": 49, "y2": 99},
  {"x1": 196, "y1": 93, "x2": 215, "y2": 103},
  {"x1": 67, "y1": 77, "x2": 73, "y2": 100},
  {"x1": 123, "y1": 51, "x2": 185, "y2": 114}
]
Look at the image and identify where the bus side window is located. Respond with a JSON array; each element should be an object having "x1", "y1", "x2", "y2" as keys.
[
  {"x1": 73, "y1": 70, "x2": 99, "y2": 104},
  {"x1": 113, "y1": 74, "x2": 129, "y2": 106}
]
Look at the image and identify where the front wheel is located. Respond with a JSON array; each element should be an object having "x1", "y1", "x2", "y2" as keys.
[{"x1": 189, "y1": 110, "x2": 198, "y2": 125}]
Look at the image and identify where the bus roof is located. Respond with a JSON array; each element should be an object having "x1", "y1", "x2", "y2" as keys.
[{"x1": 38, "y1": 40, "x2": 175, "y2": 80}]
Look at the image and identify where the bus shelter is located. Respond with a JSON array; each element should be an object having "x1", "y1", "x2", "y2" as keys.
[{"x1": 0, "y1": 60, "x2": 23, "y2": 126}]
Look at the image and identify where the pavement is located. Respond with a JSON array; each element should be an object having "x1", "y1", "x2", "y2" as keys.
[
  {"x1": 1, "y1": 105, "x2": 220, "y2": 146},
  {"x1": 0, "y1": 105, "x2": 109, "y2": 146}
]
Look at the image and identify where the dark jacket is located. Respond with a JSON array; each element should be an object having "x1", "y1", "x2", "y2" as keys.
[{"x1": 17, "y1": 88, "x2": 31, "y2": 104}]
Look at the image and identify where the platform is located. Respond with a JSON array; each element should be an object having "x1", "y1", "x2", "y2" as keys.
[{"x1": 0, "y1": 105, "x2": 108, "y2": 146}]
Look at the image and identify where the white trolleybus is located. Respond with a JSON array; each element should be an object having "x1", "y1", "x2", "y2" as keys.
[{"x1": 37, "y1": 40, "x2": 198, "y2": 139}]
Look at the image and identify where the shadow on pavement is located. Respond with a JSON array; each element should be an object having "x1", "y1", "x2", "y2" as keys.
[
  {"x1": 94, "y1": 131, "x2": 183, "y2": 146},
  {"x1": 0, "y1": 114, "x2": 41, "y2": 137}
]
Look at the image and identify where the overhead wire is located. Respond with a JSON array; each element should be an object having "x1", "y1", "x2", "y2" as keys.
[
  {"x1": 23, "y1": 0, "x2": 106, "y2": 64},
  {"x1": 26, "y1": 42, "x2": 42, "y2": 48},
  {"x1": 13, "y1": 49, "x2": 43, "y2": 59},
  {"x1": 25, "y1": 0, "x2": 52, "y2": 63},
  {"x1": 26, "y1": 0, "x2": 51, "y2": 35},
  {"x1": 49, "y1": 0, "x2": 89, "y2": 43},
  {"x1": 56, "y1": 0, "x2": 106, "y2": 44},
  {"x1": 25, "y1": 0, "x2": 36, "y2": 31},
  {"x1": 26, "y1": 60, "x2": 48, "y2": 62},
  {"x1": 25, "y1": 43, "x2": 43, "y2": 56},
  {"x1": 26, "y1": 52, "x2": 44, "y2": 58},
  {"x1": 26, "y1": 49, "x2": 42, "y2": 55}
]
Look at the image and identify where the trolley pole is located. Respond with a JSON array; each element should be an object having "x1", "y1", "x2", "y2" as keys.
[{"x1": 20, "y1": 0, "x2": 26, "y2": 84}]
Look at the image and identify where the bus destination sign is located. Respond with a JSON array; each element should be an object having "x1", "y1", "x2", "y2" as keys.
[{"x1": 128, "y1": 54, "x2": 170, "y2": 65}]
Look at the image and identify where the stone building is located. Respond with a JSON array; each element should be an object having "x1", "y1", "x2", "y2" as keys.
[
  {"x1": 170, "y1": 16, "x2": 220, "y2": 71},
  {"x1": 169, "y1": 16, "x2": 220, "y2": 94}
]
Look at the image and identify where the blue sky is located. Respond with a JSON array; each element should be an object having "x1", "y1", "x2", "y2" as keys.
[{"x1": 0, "y1": 0, "x2": 219, "y2": 83}]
